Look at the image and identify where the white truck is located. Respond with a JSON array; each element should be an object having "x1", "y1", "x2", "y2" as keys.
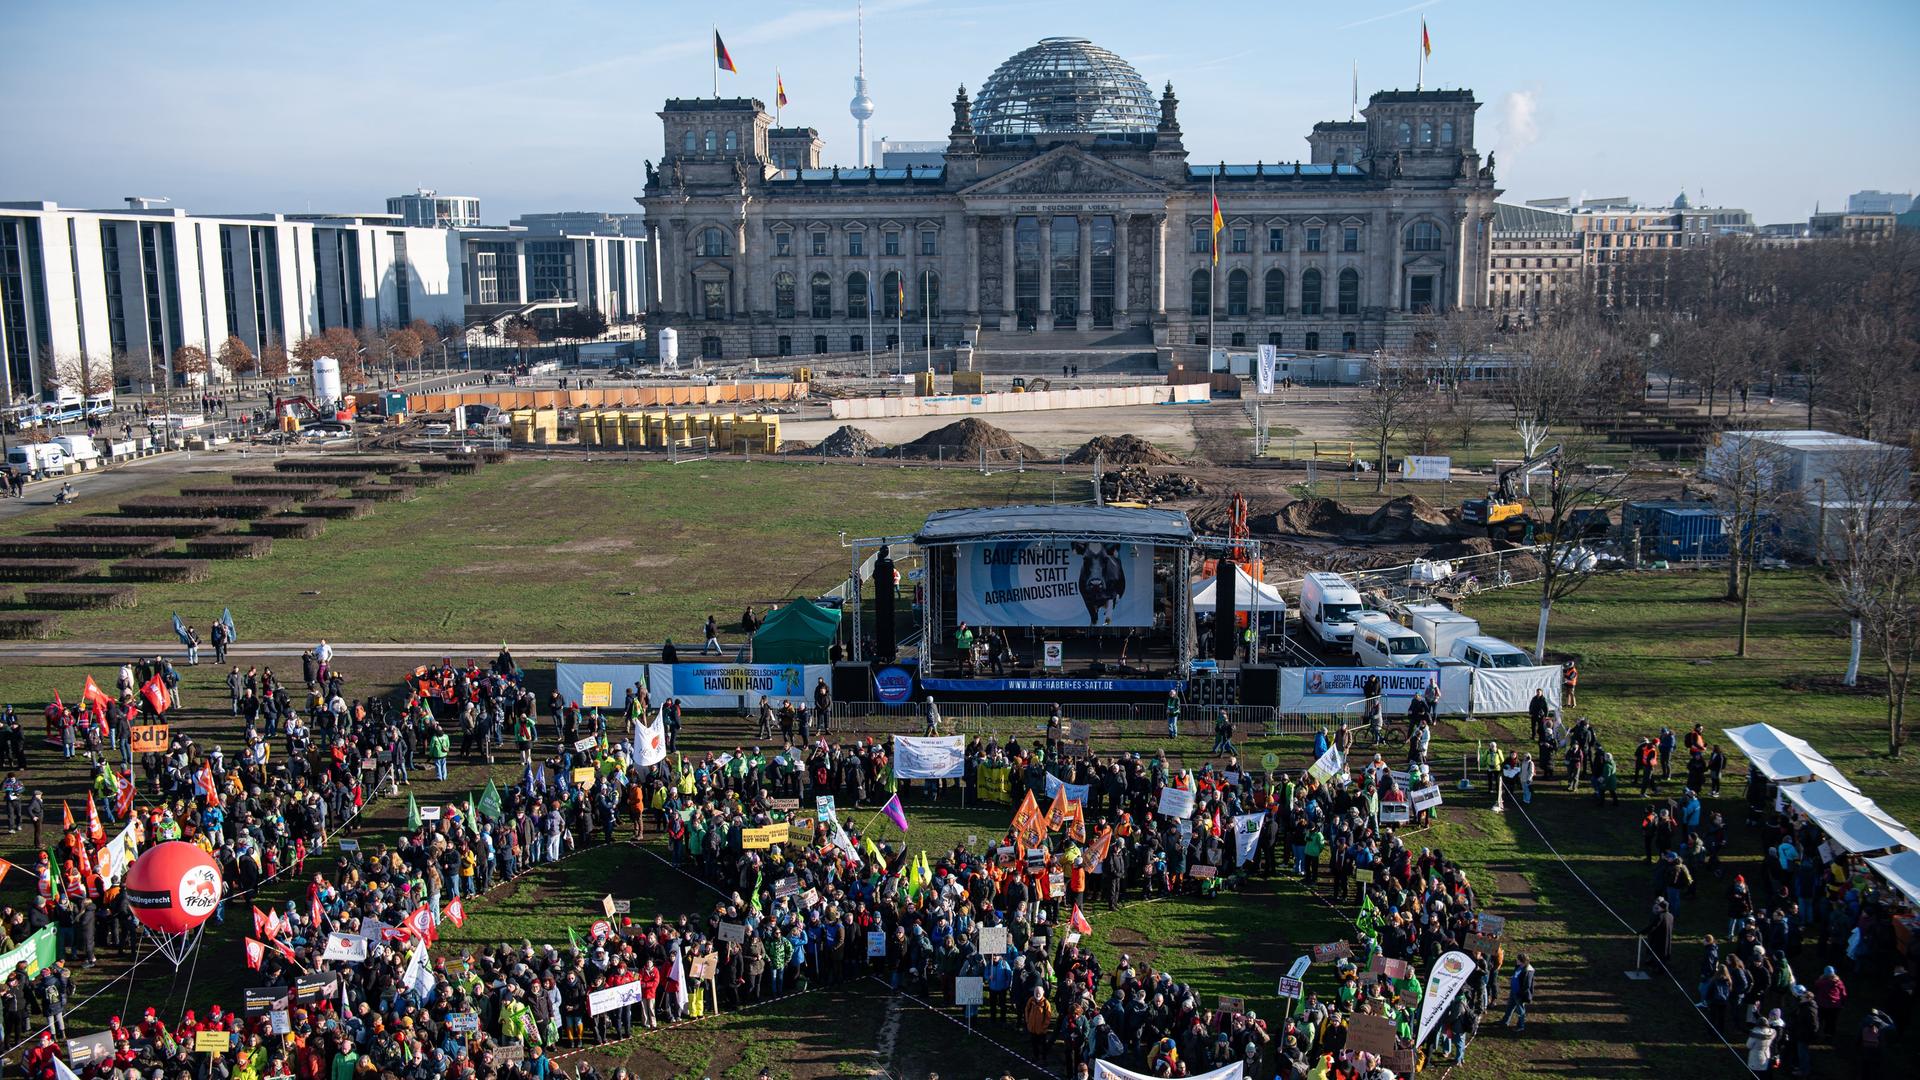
[
  {"x1": 1299, "y1": 571, "x2": 1364, "y2": 650},
  {"x1": 4, "y1": 443, "x2": 71, "y2": 478},
  {"x1": 52, "y1": 435, "x2": 102, "y2": 468},
  {"x1": 1406, "y1": 603, "x2": 1483, "y2": 660}
]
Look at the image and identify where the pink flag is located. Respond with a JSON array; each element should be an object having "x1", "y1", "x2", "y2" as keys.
[{"x1": 881, "y1": 794, "x2": 909, "y2": 833}]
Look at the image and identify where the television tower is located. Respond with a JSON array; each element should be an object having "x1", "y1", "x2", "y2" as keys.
[{"x1": 848, "y1": 1, "x2": 875, "y2": 167}]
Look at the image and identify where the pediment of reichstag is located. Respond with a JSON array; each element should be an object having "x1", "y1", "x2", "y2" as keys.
[{"x1": 959, "y1": 146, "x2": 1166, "y2": 199}]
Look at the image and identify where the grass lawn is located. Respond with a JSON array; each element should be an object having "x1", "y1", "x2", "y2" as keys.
[{"x1": 3, "y1": 459, "x2": 1089, "y2": 645}]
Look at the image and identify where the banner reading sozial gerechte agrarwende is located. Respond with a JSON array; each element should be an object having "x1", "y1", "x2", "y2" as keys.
[{"x1": 955, "y1": 541, "x2": 1152, "y2": 627}]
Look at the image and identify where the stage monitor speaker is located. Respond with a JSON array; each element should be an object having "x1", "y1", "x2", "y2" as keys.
[
  {"x1": 832, "y1": 663, "x2": 871, "y2": 704},
  {"x1": 1213, "y1": 558, "x2": 1240, "y2": 660},
  {"x1": 1239, "y1": 663, "x2": 1280, "y2": 708}
]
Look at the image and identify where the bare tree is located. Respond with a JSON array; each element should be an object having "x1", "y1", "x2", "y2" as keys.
[
  {"x1": 1404, "y1": 384, "x2": 1445, "y2": 456},
  {"x1": 112, "y1": 347, "x2": 154, "y2": 392},
  {"x1": 258, "y1": 339, "x2": 291, "y2": 380},
  {"x1": 1529, "y1": 439, "x2": 1629, "y2": 659},
  {"x1": 48, "y1": 353, "x2": 115, "y2": 397},
  {"x1": 1507, "y1": 313, "x2": 1622, "y2": 464},
  {"x1": 1448, "y1": 393, "x2": 1489, "y2": 450},
  {"x1": 1345, "y1": 363, "x2": 1421, "y2": 492},
  {"x1": 1819, "y1": 444, "x2": 1918, "y2": 688},
  {"x1": 1428, "y1": 307, "x2": 1500, "y2": 405},
  {"x1": 1702, "y1": 434, "x2": 1798, "y2": 657}
]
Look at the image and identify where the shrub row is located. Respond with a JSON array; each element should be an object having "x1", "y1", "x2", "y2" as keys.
[
  {"x1": 302, "y1": 499, "x2": 376, "y2": 520},
  {"x1": 179, "y1": 484, "x2": 333, "y2": 501},
  {"x1": 22, "y1": 585, "x2": 138, "y2": 610},
  {"x1": 418, "y1": 459, "x2": 479, "y2": 476},
  {"x1": 274, "y1": 457, "x2": 413, "y2": 475},
  {"x1": 249, "y1": 517, "x2": 326, "y2": 540},
  {"x1": 0, "y1": 536, "x2": 175, "y2": 559},
  {"x1": 109, "y1": 559, "x2": 210, "y2": 583},
  {"x1": 119, "y1": 496, "x2": 291, "y2": 520},
  {"x1": 0, "y1": 613, "x2": 60, "y2": 640},
  {"x1": 386, "y1": 473, "x2": 448, "y2": 488},
  {"x1": 0, "y1": 559, "x2": 97, "y2": 583},
  {"x1": 61, "y1": 517, "x2": 231, "y2": 538},
  {"x1": 349, "y1": 485, "x2": 414, "y2": 502},
  {"x1": 478, "y1": 450, "x2": 511, "y2": 465},
  {"x1": 185, "y1": 536, "x2": 273, "y2": 560}
]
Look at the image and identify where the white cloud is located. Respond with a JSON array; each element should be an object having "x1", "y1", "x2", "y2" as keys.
[
  {"x1": 1492, "y1": 89, "x2": 1541, "y2": 161},
  {"x1": 1336, "y1": 0, "x2": 1443, "y2": 33}
]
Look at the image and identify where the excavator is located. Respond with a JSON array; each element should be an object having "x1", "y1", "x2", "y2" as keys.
[{"x1": 1461, "y1": 444, "x2": 1561, "y2": 539}]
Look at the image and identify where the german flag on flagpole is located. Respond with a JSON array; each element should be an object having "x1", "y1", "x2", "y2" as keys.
[
  {"x1": 1210, "y1": 187, "x2": 1224, "y2": 266},
  {"x1": 714, "y1": 29, "x2": 737, "y2": 73},
  {"x1": 776, "y1": 71, "x2": 788, "y2": 108},
  {"x1": 1422, "y1": 17, "x2": 1432, "y2": 57}
]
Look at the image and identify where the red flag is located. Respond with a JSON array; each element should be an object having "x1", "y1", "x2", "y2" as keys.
[
  {"x1": 0, "y1": 857, "x2": 13, "y2": 884},
  {"x1": 1070, "y1": 904, "x2": 1093, "y2": 936},
  {"x1": 81, "y1": 676, "x2": 112, "y2": 712},
  {"x1": 85, "y1": 793, "x2": 105, "y2": 846},
  {"x1": 267, "y1": 909, "x2": 286, "y2": 940},
  {"x1": 62, "y1": 801, "x2": 75, "y2": 834},
  {"x1": 273, "y1": 938, "x2": 296, "y2": 962},
  {"x1": 114, "y1": 771, "x2": 136, "y2": 819},
  {"x1": 253, "y1": 906, "x2": 268, "y2": 939},
  {"x1": 713, "y1": 30, "x2": 737, "y2": 73},
  {"x1": 195, "y1": 763, "x2": 218, "y2": 806},
  {"x1": 141, "y1": 676, "x2": 171, "y2": 715},
  {"x1": 406, "y1": 903, "x2": 436, "y2": 942},
  {"x1": 311, "y1": 894, "x2": 325, "y2": 933},
  {"x1": 443, "y1": 897, "x2": 466, "y2": 928},
  {"x1": 244, "y1": 938, "x2": 266, "y2": 971}
]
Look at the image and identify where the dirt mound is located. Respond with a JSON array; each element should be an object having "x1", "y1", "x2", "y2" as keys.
[
  {"x1": 889, "y1": 418, "x2": 1039, "y2": 461},
  {"x1": 1273, "y1": 498, "x2": 1359, "y2": 537},
  {"x1": 815, "y1": 425, "x2": 884, "y2": 458},
  {"x1": 1501, "y1": 551, "x2": 1544, "y2": 581},
  {"x1": 1067, "y1": 435, "x2": 1183, "y2": 466},
  {"x1": 1424, "y1": 536, "x2": 1498, "y2": 560},
  {"x1": 1352, "y1": 495, "x2": 1458, "y2": 542},
  {"x1": 1103, "y1": 467, "x2": 1206, "y2": 504}
]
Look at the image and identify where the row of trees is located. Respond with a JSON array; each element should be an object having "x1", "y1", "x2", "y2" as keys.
[{"x1": 42, "y1": 318, "x2": 464, "y2": 396}]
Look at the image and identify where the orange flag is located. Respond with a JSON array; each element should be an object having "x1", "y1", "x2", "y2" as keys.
[
  {"x1": 61, "y1": 801, "x2": 75, "y2": 833},
  {"x1": 0, "y1": 857, "x2": 13, "y2": 884},
  {"x1": 1085, "y1": 828, "x2": 1113, "y2": 867},
  {"x1": 1046, "y1": 785, "x2": 1069, "y2": 832},
  {"x1": 1063, "y1": 798, "x2": 1087, "y2": 844},
  {"x1": 86, "y1": 793, "x2": 105, "y2": 846}
]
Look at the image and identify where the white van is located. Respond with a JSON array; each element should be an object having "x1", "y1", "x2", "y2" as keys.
[
  {"x1": 1353, "y1": 612, "x2": 1435, "y2": 668},
  {"x1": 1406, "y1": 603, "x2": 1482, "y2": 658},
  {"x1": 5, "y1": 443, "x2": 70, "y2": 478},
  {"x1": 52, "y1": 435, "x2": 101, "y2": 468},
  {"x1": 1300, "y1": 571, "x2": 1364, "y2": 649},
  {"x1": 1450, "y1": 635, "x2": 1533, "y2": 669}
]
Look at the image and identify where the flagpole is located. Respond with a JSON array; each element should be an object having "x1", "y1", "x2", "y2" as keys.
[
  {"x1": 1417, "y1": 22, "x2": 1425, "y2": 91},
  {"x1": 924, "y1": 269, "x2": 932, "y2": 373},
  {"x1": 1208, "y1": 174, "x2": 1217, "y2": 372},
  {"x1": 712, "y1": 24, "x2": 719, "y2": 98},
  {"x1": 866, "y1": 280, "x2": 875, "y2": 378},
  {"x1": 775, "y1": 70, "x2": 781, "y2": 126}
]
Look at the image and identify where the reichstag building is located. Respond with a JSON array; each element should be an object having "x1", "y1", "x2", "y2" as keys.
[{"x1": 638, "y1": 37, "x2": 1500, "y2": 361}]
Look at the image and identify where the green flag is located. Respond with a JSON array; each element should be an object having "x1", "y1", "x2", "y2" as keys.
[
  {"x1": 467, "y1": 793, "x2": 478, "y2": 825},
  {"x1": 406, "y1": 793, "x2": 421, "y2": 830},
  {"x1": 477, "y1": 780, "x2": 503, "y2": 822},
  {"x1": 1357, "y1": 894, "x2": 1381, "y2": 941},
  {"x1": 567, "y1": 926, "x2": 582, "y2": 953}
]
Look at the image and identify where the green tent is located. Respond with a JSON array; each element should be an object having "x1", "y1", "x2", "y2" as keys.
[{"x1": 751, "y1": 597, "x2": 842, "y2": 663}]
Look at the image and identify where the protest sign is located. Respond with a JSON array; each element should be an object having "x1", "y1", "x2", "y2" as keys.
[
  {"x1": 589, "y1": 982, "x2": 645, "y2": 1016},
  {"x1": 66, "y1": 1032, "x2": 118, "y2": 1068},
  {"x1": 446, "y1": 1013, "x2": 481, "y2": 1033},
  {"x1": 1468, "y1": 932, "x2": 1501, "y2": 953},
  {"x1": 196, "y1": 1031, "x2": 231, "y2": 1054},
  {"x1": 1311, "y1": 941, "x2": 1353, "y2": 963},
  {"x1": 691, "y1": 953, "x2": 718, "y2": 981},
  {"x1": 788, "y1": 814, "x2": 817, "y2": 845},
  {"x1": 742, "y1": 824, "x2": 785, "y2": 850},
  {"x1": 773, "y1": 875, "x2": 800, "y2": 899},
  {"x1": 130, "y1": 724, "x2": 170, "y2": 754},
  {"x1": 1189, "y1": 864, "x2": 1218, "y2": 879},
  {"x1": 1156, "y1": 786, "x2": 1195, "y2": 819},
  {"x1": 1370, "y1": 956, "x2": 1411, "y2": 980},
  {"x1": 496, "y1": 1045, "x2": 525, "y2": 1065},
  {"x1": 1218, "y1": 995, "x2": 1246, "y2": 1015},
  {"x1": 337, "y1": 839, "x2": 359, "y2": 852},
  {"x1": 1287, "y1": 955, "x2": 1312, "y2": 980},
  {"x1": 1410, "y1": 785, "x2": 1444, "y2": 813},
  {"x1": 572, "y1": 767, "x2": 596, "y2": 785},
  {"x1": 1276, "y1": 976, "x2": 1304, "y2": 999},
  {"x1": 1307, "y1": 746, "x2": 1346, "y2": 785},
  {"x1": 978, "y1": 926, "x2": 1009, "y2": 955},
  {"x1": 270, "y1": 1010, "x2": 290, "y2": 1036},
  {"x1": 1346, "y1": 1014, "x2": 1399, "y2": 1057},
  {"x1": 320, "y1": 934, "x2": 367, "y2": 962},
  {"x1": 1353, "y1": 866, "x2": 1375, "y2": 884},
  {"x1": 955, "y1": 977, "x2": 984, "y2": 1006},
  {"x1": 1476, "y1": 913, "x2": 1506, "y2": 936},
  {"x1": 815, "y1": 795, "x2": 837, "y2": 822},
  {"x1": 801, "y1": 888, "x2": 819, "y2": 908},
  {"x1": 1380, "y1": 800, "x2": 1410, "y2": 825},
  {"x1": 244, "y1": 987, "x2": 289, "y2": 1015},
  {"x1": 867, "y1": 931, "x2": 887, "y2": 958},
  {"x1": 717, "y1": 922, "x2": 747, "y2": 944},
  {"x1": 573, "y1": 736, "x2": 598, "y2": 753}
]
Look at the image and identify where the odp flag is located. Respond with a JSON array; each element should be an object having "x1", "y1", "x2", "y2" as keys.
[{"x1": 635, "y1": 708, "x2": 668, "y2": 768}]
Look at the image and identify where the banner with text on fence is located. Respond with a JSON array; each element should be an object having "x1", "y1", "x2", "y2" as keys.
[
  {"x1": 555, "y1": 664, "x2": 650, "y2": 711},
  {"x1": 954, "y1": 541, "x2": 1153, "y2": 628},
  {"x1": 1467, "y1": 665, "x2": 1563, "y2": 716},
  {"x1": 646, "y1": 663, "x2": 828, "y2": 709},
  {"x1": 1281, "y1": 666, "x2": 1472, "y2": 716},
  {"x1": 892, "y1": 735, "x2": 966, "y2": 779}
]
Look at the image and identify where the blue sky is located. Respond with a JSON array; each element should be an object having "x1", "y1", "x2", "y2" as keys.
[{"x1": 2, "y1": 0, "x2": 1914, "y2": 224}]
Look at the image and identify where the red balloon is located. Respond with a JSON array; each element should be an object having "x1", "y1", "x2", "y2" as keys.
[{"x1": 124, "y1": 841, "x2": 223, "y2": 935}]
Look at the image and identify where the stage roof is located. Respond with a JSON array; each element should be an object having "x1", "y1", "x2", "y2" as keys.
[{"x1": 916, "y1": 505, "x2": 1195, "y2": 546}]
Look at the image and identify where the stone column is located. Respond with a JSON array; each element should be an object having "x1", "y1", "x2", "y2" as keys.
[
  {"x1": 1388, "y1": 212, "x2": 1405, "y2": 311},
  {"x1": 1037, "y1": 215, "x2": 1053, "y2": 331},
  {"x1": 1152, "y1": 212, "x2": 1168, "y2": 316},
  {"x1": 1076, "y1": 215, "x2": 1094, "y2": 332},
  {"x1": 669, "y1": 221, "x2": 686, "y2": 316},
  {"x1": 964, "y1": 216, "x2": 980, "y2": 318},
  {"x1": 1000, "y1": 215, "x2": 1016, "y2": 331},
  {"x1": 732, "y1": 219, "x2": 748, "y2": 318},
  {"x1": 1453, "y1": 211, "x2": 1470, "y2": 312},
  {"x1": 1114, "y1": 213, "x2": 1131, "y2": 326}
]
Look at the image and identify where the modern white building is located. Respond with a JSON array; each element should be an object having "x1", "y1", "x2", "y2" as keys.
[
  {"x1": 386, "y1": 189, "x2": 482, "y2": 228},
  {"x1": 0, "y1": 199, "x2": 646, "y2": 396}
]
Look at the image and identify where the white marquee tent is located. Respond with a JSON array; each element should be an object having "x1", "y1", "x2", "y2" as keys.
[
  {"x1": 1866, "y1": 850, "x2": 1920, "y2": 907},
  {"x1": 1777, "y1": 781, "x2": 1920, "y2": 855},
  {"x1": 1722, "y1": 723, "x2": 1858, "y2": 790},
  {"x1": 1191, "y1": 565, "x2": 1288, "y2": 616}
]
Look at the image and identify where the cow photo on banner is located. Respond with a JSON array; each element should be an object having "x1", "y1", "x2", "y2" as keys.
[{"x1": 955, "y1": 540, "x2": 1152, "y2": 627}]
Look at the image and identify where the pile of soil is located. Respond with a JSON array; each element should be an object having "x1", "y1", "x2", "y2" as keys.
[
  {"x1": 1500, "y1": 551, "x2": 1545, "y2": 581},
  {"x1": 1103, "y1": 466, "x2": 1206, "y2": 504},
  {"x1": 814, "y1": 425, "x2": 884, "y2": 458},
  {"x1": 1274, "y1": 497, "x2": 1359, "y2": 537},
  {"x1": 1352, "y1": 495, "x2": 1459, "y2": 542},
  {"x1": 1423, "y1": 536, "x2": 1498, "y2": 560},
  {"x1": 889, "y1": 418, "x2": 1039, "y2": 461},
  {"x1": 1067, "y1": 435, "x2": 1184, "y2": 466}
]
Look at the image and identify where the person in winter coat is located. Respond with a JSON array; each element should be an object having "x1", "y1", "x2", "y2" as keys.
[
  {"x1": 1024, "y1": 987, "x2": 1056, "y2": 1063},
  {"x1": 1812, "y1": 965, "x2": 1847, "y2": 1042},
  {"x1": 1746, "y1": 1011, "x2": 1780, "y2": 1072}
]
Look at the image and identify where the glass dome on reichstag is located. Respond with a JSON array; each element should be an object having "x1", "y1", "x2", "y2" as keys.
[{"x1": 972, "y1": 37, "x2": 1158, "y2": 138}]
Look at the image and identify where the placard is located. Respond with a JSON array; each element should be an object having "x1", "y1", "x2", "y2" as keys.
[
  {"x1": 867, "y1": 931, "x2": 887, "y2": 958},
  {"x1": 66, "y1": 1032, "x2": 118, "y2": 1068},
  {"x1": 800, "y1": 888, "x2": 819, "y2": 908},
  {"x1": 717, "y1": 922, "x2": 747, "y2": 944},
  {"x1": 1475, "y1": 913, "x2": 1506, "y2": 937},
  {"x1": 244, "y1": 987, "x2": 290, "y2": 1016},
  {"x1": 1048, "y1": 872, "x2": 1065, "y2": 895},
  {"x1": 130, "y1": 724, "x2": 170, "y2": 754},
  {"x1": 589, "y1": 919, "x2": 613, "y2": 940},
  {"x1": 1311, "y1": 941, "x2": 1353, "y2": 963},
  {"x1": 293, "y1": 971, "x2": 339, "y2": 1003},
  {"x1": 572, "y1": 767, "x2": 597, "y2": 785},
  {"x1": 1189, "y1": 865, "x2": 1217, "y2": 880},
  {"x1": 815, "y1": 795, "x2": 837, "y2": 823},
  {"x1": 787, "y1": 815, "x2": 817, "y2": 844},
  {"x1": 1068, "y1": 719, "x2": 1092, "y2": 744},
  {"x1": 571, "y1": 735, "x2": 597, "y2": 753},
  {"x1": 1276, "y1": 976, "x2": 1304, "y2": 999},
  {"x1": 1287, "y1": 955, "x2": 1312, "y2": 980},
  {"x1": 337, "y1": 839, "x2": 360, "y2": 852},
  {"x1": 446, "y1": 1013, "x2": 481, "y2": 1033},
  {"x1": 1409, "y1": 785, "x2": 1444, "y2": 813},
  {"x1": 690, "y1": 953, "x2": 718, "y2": 981},
  {"x1": 1346, "y1": 1013, "x2": 1399, "y2": 1057},
  {"x1": 1065, "y1": 932, "x2": 1081, "y2": 946},
  {"x1": 769, "y1": 797, "x2": 800, "y2": 812},
  {"x1": 978, "y1": 926, "x2": 1009, "y2": 955},
  {"x1": 1353, "y1": 866, "x2": 1375, "y2": 884},
  {"x1": 742, "y1": 824, "x2": 785, "y2": 850},
  {"x1": 1218, "y1": 995, "x2": 1246, "y2": 1014},
  {"x1": 1380, "y1": 801, "x2": 1410, "y2": 825},
  {"x1": 321, "y1": 933, "x2": 368, "y2": 962},
  {"x1": 1468, "y1": 932, "x2": 1501, "y2": 954},
  {"x1": 588, "y1": 982, "x2": 645, "y2": 1017},
  {"x1": 955, "y1": 976, "x2": 985, "y2": 1006},
  {"x1": 1384, "y1": 1048, "x2": 1417, "y2": 1074},
  {"x1": 773, "y1": 876, "x2": 800, "y2": 899},
  {"x1": 269, "y1": 1010, "x2": 290, "y2": 1036},
  {"x1": 1261, "y1": 752, "x2": 1280, "y2": 771},
  {"x1": 196, "y1": 1031, "x2": 231, "y2": 1054},
  {"x1": 1156, "y1": 786, "x2": 1195, "y2": 819},
  {"x1": 1370, "y1": 956, "x2": 1411, "y2": 980},
  {"x1": 495, "y1": 1044, "x2": 525, "y2": 1065},
  {"x1": 420, "y1": 805, "x2": 442, "y2": 821},
  {"x1": 580, "y1": 681, "x2": 613, "y2": 709}
]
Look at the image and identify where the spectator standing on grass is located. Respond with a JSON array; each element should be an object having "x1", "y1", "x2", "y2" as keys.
[
  {"x1": 1165, "y1": 689, "x2": 1180, "y2": 739},
  {"x1": 315, "y1": 639, "x2": 333, "y2": 682},
  {"x1": 1500, "y1": 955, "x2": 1534, "y2": 1031},
  {"x1": 704, "y1": 615, "x2": 721, "y2": 655},
  {"x1": 1561, "y1": 660, "x2": 1578, "y2": 707}
]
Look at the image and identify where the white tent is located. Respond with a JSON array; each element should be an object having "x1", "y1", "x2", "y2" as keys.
[
  {"x1": 1867, "y1": 850, "x2": 1920, "y2": 907},
  {"x1": 1191, "y1": 566, "x2": 1288, "y2": 616},
  {"x1": 1777, "y1": 781, "x2": 1920, "y2": 855},
  {"x1": 1722, "y1": 723, "x2": 1858, "y2": 791}
]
